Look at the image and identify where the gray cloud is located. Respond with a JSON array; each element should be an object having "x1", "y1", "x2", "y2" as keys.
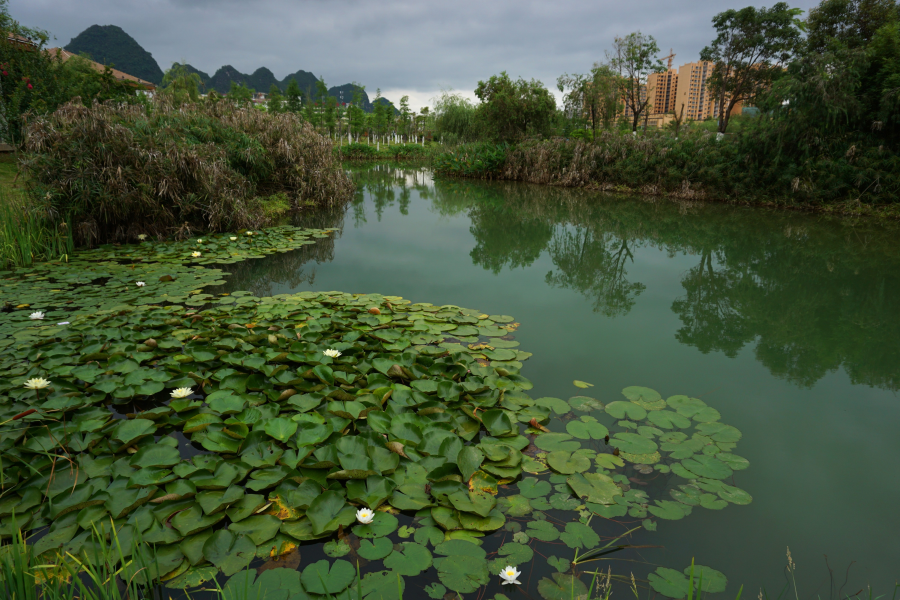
[{"x1": 13, "y1": 0, "x2": 820, "y2": 110}]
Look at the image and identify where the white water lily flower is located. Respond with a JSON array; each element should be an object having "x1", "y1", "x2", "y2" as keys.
[
  {"x1": 499, "y1": 566, "x2": 521, "y2": 585},
  {"x1": 197, "y1": 239, "x2": 204, "y2": 243},
  {"x1": 356, "y1": 508, "x2": 374, "y2": 524},
  {"x1": 246, "y1": 231, "x2": 253, "y2": 235},
  {"x1": 323, "y1": 349, "x2": 342, "y2": 358},
  {"x1": 170, "y1": 387, "x2": 193, "y2": 399},
  {"x1": 57, "y1": 322, "x2": 70, "y2": 325},
  {"x1": 29, "y1": 312, "x2": 45, "y2": 320},
  {"x1": 230, "y1": 236, "x2": 237, "y2": 241},
  {"x1": 136, "y1": 281, "x2": 146, "y2": 287},
  {"x1": 191, "y1": 251, "x2": 201, "y2": 258},
  {"x1": 24, "y1": 378, "x2": 51, "y2": 390},
  {"x1": 137, "y1": 234, "x2": 147, "y2": 241}
]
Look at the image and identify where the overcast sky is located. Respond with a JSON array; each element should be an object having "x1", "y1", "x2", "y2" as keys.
[{"x1": 13, "y1": 0, "x2": 820, "y2": 111}]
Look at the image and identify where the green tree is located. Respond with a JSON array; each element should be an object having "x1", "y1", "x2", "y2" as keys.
[
  {"x1": 324, "y1": 94, "x2": 337, "y2": 135},
  {"x1": 227, "y1": 81, "x2": 253, "y2": 103},
  {"x1": 806, "y1": 0, "x2": 899, "y2": 53},
  {"x1": 419, "y1": 106, "x2": 432, "y2": 139},
  {"x1": 267, "y1": 83, "x2": 284, "y2": 113},
  {"x1": 867, "y1": 19, "x2": 900, "y2": 125},
  {"x1": 57, "y1": 54, "x2": 138, "y2": 104},
  {"x1": 474, "y1": 71, "x2": 557, "y2": 142},
  {"x1": 558, "y1": 63, "x2": 621, "y2": 140},
  {"x1": 161, "y1": 61, "x2": 201, "y2": 103},
  {"x1": 399, "y1": 95, "x2": 411, "y2": 137},
  {"x1": 348, "y1": 83, "x2": 366, "y2": 138},
  {"x1": 700, "y1": 3, "x2": 803, "y2": 133},
  {"x1": 372, "y1": 89, "x2": 387, "y2": 137},
  {"x1": 432, "y1": 91, "x2": 477, "y2": 143},
  {"x1": 608, "y1": 32, "x2": 664, "y2": 132},
  {"x1": 285, "y1": 78, "x2": 303, "y2": 113},
  {"x1": 313, "y1": 77, "x2": 329, "y2": 133}
]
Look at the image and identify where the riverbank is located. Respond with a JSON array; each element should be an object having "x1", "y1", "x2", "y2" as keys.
[{"x1": 433, "y1": 135, "x2": 900, "y2": 219}]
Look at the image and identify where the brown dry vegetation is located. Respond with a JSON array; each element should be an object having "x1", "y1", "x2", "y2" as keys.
[{"x1": 19, "y1": 97, "x2": 354, "y2": 246}]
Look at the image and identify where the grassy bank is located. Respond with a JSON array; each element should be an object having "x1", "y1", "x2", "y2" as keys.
[{"x1": 432, "y1": 133, "x2": 900, "y2": 218}]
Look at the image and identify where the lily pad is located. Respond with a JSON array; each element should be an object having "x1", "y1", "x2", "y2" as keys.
[
  {"x1": 535, "y1": 433, "x2": 580, "y2": 452},
  {"x1": 383, "y1": 542, "x2": 432, "y2": 576},
  {"x1": 301, "y1": 559, "x2": 355, "y2": 595},
  {"x1": 622, "y1": 386, "x2": 666, "y2": 410},
  {"x1": 547, "y1": 451, "x2": 591, "y2": 474},
  {"x1": 538, "y1": 573, "x2": 588, "y2": 600},
  {"x1": 353, "y1": 511, "x2": 399, "y2": 538},
  {"x1": 358, "y1": 537, "x2": 394, "y2": 560},
  {"x1": 605, "y1": 401, "x2": 647, "y2": 421}
]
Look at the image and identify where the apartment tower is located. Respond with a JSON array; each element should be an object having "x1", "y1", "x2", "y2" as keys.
[
  {"x1": 647, "y1": 70, "x2": 678, "y2": 115},
  {"x1": 673, "y1": 61, "x2": 742, "y2": 121}
]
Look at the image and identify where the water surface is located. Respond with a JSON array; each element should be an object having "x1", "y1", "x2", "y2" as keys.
[{"x1": 222, "y1": 164, "x2": 900, "y2": 594}]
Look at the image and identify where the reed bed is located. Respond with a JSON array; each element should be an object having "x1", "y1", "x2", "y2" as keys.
[{"x1": 19, "y1": 97, "x2": 354, "y2": 247}]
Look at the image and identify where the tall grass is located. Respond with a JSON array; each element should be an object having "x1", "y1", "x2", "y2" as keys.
[
  {"x1": 0, "y1": 525, "x2": 163, "y2": 600},
  {"x1": 0, "y1": 189, "x2": 73, "y2": 269},
  {"x1": 20, "y1": 97, "x2": 354, "y2": 247}
]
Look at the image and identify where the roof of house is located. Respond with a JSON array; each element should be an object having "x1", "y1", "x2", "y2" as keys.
[
  {"x1": 46, "y1": 47, "x2": 157, "y2": 90},
  {"x1": 5, "y1": 33, "x2": 38, "y2": 50}
]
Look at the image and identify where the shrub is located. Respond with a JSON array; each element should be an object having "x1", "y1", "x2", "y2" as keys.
[
  {"x1": 432, "y1": 142, "x2": 509, "y2": 178},
  {"x1": 338, "y1": 142, "x2": 380, "y2": 160},
  {"x1": 20, "y1": 97, "x2": 354, "y2": 246}
]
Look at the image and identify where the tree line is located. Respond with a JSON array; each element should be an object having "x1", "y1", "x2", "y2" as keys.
[{"x1": 431, "y1": 0, "x2": 899, "y2": 149}]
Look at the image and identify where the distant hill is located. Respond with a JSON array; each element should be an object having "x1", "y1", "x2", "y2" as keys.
[
  {"x1": 197, "y1": 65, "x2": 375, "y2": 111},
  {"x1": 67, "y1": 25, "x2": 390, "y2": 111},
  {"x1": 65, "y1": 25, "x2": 164, "y2": 84}
]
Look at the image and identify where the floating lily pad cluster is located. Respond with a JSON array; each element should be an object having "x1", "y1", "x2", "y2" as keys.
[
  {"x1": 0, "y1": 226, "x2": 336, "y2": 347},
  {"x1": 0, "y1": 225, "x2": 749, "y2": 599}
]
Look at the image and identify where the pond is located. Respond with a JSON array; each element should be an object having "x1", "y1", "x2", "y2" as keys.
[
  {"x1": 219, "y1": 163, "x2": 900, "y2": 595},
  {"x1": 0, "y1": 161, "x2": 897, "y2": 600}
]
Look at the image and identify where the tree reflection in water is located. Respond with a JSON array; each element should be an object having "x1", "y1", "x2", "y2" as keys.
[
  {"x1": 212, "y1": 205, "x2": 346, "y2": 298},
  {"x1": 361, "y1": 165, "x2": 900, "y2": 391}
]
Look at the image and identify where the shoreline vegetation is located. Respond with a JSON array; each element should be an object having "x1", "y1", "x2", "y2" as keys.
[{"x1": 430, "y1": 136, "x2": 900, "y2": 219}]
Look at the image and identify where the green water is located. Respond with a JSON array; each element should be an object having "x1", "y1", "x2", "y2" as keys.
[{"x1": 220, "y1": 164, "x2": 900, "y2": 594}]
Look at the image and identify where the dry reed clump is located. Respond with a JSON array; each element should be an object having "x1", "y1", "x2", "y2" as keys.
[
  {"x1": 501, "y1": 133, "x2": 725, "y2": 200},
  {"x1": 20, "y1": 97, "x2": 354, "y2": 246},
  {"x1": 495, "y1": 129, "x2": 900, "y2": 208}
]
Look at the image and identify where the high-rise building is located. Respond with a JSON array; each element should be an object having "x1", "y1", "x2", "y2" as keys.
[
  {"x1": 647, "y1": 69, "x2": 678, "y2": 115},
  {"x1": 673, "y1": 61, "x2": 741, "y2": 121}
]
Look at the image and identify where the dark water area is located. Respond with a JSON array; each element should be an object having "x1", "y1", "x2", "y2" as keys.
[{"x1": 214, "y1": 163, "x2": 900, "y2": 596}]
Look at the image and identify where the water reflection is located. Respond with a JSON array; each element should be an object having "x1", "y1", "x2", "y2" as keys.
[
  {"x1": 219, "y1": 164, "x2": 900, "y2": 392},
  {"x1": 350, "y1": 165, "x2": 900, "y2": 391}
]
